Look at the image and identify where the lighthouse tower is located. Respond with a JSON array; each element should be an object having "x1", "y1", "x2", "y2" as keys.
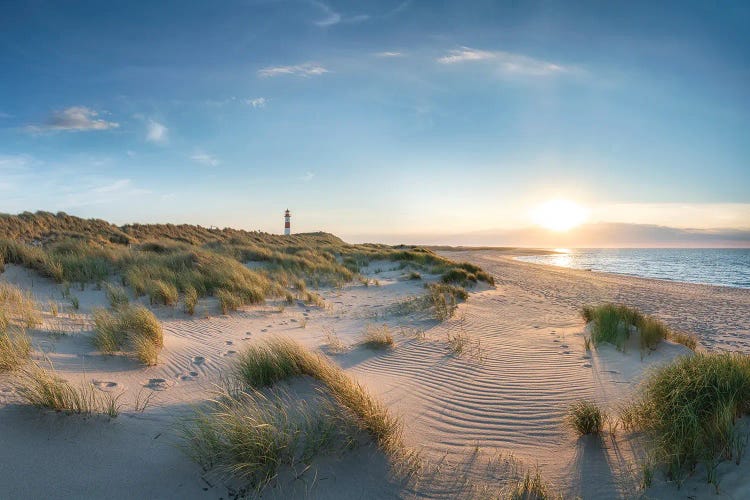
[{"x1": 284, "y1": 209, "x2": 291, "y2": 235}]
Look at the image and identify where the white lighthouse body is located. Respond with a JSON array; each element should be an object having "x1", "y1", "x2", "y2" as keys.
[{"x1": 284, "y1": 209, "x2": 291, "y2": 235}]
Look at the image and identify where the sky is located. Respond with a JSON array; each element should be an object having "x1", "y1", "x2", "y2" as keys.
[{"x1": 1, "y1": 0, "x2": 749, "y2": 245}]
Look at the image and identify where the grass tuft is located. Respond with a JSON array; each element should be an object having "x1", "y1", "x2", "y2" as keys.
[
  {"x1": 361, "y1": 323, "x2": 394, "y2": 349},
  {"x1": 580, "y1": 303, "x2": 667, "y2": 352},
  {"x1": 566, "y1": 399, "x2": 606, "y2": 436},
  {"x1": 626, "y1": 352, "x2": 750, "y2": 481},
  {"x1": 92, "y1": 305, "x2": 163, "y2": 365},
  {"x1": 15, "y1": 361, "x2": 122, "y2": 415},
  {"x1": 0, "y1": 327, "x2": 31, "y2": 372},
  {"x1": 104, "y1": 282, "x2": 129, "y2": 309}
]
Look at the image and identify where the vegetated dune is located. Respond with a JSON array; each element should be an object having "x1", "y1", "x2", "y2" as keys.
[{"x1": 0, "y1": 219, "x2": 749, "y2": 498}]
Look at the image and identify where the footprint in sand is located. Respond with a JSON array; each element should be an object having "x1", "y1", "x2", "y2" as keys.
[
  {"x1": 178, "y1": 371, "x2": 200, "y2": 381},
  {"x1": 241, "y1": 337, "x2": 252, "y2": 341},
  {"x1": 561, "y1": 350, "x2": 571, "y2": 355},
  {"x1": 553, "y1": 339, "x2": 560, "y2": 343},
  {"x1": 222, "y1": 350, "x2": 237, "y2": 357},
  {"x1": 144, "y1": 378, "x2": 174, "y2": 391},
  {"x1": 560, "y1": 344, "x2": 569, "y2": 348},
  {"x1": 225, "y1": 340, "x2": 234, "y2": 346},
  {"x1": 582, "y1": 363, "x2": 592, "y2": 368},
  {"x1": 92, "y1": 380, "x2": 121, "y2": 392},
  {"x1": 261, "y1": 329, "x2": 268, "y2": 332},
  {"x1": 290, "y1": 319, "x2": 298, "y2": 323},
  {"x1": 192, "y1": 356, "x2": 205, "y2": 366}
]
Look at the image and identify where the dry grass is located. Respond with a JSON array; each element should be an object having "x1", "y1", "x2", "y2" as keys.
[
  {"x1": 15, "y1": 361, "x2": 122, "y2": 416},
  {"x1": 184, "y1": 285, "x2": 198, "y2": 315},
  {"x1": 669, "y1": 330, "x2": 698, "y2": 351},
  {"x1": 0, "y1": 282, "x2": 41, "y2": 329},
  {"x1": 361, "y1": 323, "x2": 394, "y2": 349},
  {"x1": 0, "y1": 327, "x2": 31, "y2": 372}
]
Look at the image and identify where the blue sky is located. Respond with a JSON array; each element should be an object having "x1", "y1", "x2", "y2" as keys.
[{"x1": 1, "y1": 0, "x2": 748, "y2": 241}]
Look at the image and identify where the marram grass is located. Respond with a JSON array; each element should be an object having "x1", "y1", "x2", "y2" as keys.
[
  {"x1": 623, "y1": 352, "x2": 750, "y2": 481},
  {"x1": 566, "y1": 399, "x2": 606, "y2": 436},
  {"x1": 93, "y1": 304, "x2": 163, "y2": 365},
  {"x1": 580, "y1": 303, "x2": 667, "y2": 352}
]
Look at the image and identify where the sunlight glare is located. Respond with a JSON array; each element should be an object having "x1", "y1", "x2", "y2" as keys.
[{"x1": 531, "y1": 200, "x2": 589, "y2": 232}]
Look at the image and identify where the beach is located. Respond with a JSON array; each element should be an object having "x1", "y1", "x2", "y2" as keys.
[{"x1": 1, "y1": 248, "x2": 749, "y2": 498}]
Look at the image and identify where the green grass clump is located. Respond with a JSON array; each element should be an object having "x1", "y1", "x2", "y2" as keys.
[
  {"x1": 580, "y1": 304, "x2": 667, "y2": 352},
  {"x1": 93, "y1": 305, "x2": 163, "y2": 365},
  {"x1": 566, "y1": 400, "x2": 606, "y2": 436},
  {"x1": 361, "y1": 324, "x2": 394, "y2": 349},
  {"x1": 14, "y1": 362, "x2": 121, "y2": 415},
  {"x1": 231, "y1": 338, "x2": 403, "y2": 453},
  {"x1": 104, "y1": 282, "x2": 129, "y2": 309},
  {"x1": 182, "y1": 388, "x2": 356, "y2": 491},
  {"x1": 148, "y1": 279, "x2": 179, "y2": 306},
  {"x1": 625, "y1": 352, "x2": 750, "y2": 481},
  {"x1": 217, "y1": 288, "x2": 243, "y2": 314}
]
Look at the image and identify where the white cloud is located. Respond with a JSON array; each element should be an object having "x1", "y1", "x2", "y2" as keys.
[
  {"x1": 437, "y1": 47, "x2": 567, "y2": 76},
  {"x1": 91, "y1": 179, "x2": 132, "y2": 194},
  {"x1": 311, "y1": 1, "x2": 369, "y2": 27},
  {"x1": 258, "y1": 63, "x2": 328, "y2": 78},
  {"x1": 246, "y1": 97, "x2": 267, "y2": 108},
  {"x1": 146, "y1": 120, "x2": 168, "y2": 144},
  {"x1": 190, "y1": 152, "x2": 219, "y2": 167},
  {"x1": 299, "y1": 171, "x2": 315, "y2": 182},
  {"x1": 375, "y1": 51, "x2": 403, "y2": 58},
  {"x1": 27, "y1": 106, "x2": 119, "y2": 133}
]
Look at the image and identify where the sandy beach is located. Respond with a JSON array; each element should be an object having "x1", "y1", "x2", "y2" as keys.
[{"x1": 1, "y1": 248, "x2": 749, "y2": 499}]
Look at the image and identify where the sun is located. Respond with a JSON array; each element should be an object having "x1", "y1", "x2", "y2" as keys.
[{"x1": 531, "y1": 199, "x2": 589, "y2": 231}]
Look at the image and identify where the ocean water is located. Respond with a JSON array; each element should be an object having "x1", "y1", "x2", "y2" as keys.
[{"x1": 515, "y1": 248, "x2": 750, "y2": 289}]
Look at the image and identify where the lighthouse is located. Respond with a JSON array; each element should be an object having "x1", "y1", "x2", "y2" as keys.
[{"x1": 284, "y1": 209, "x2": 291, "y2": 235}]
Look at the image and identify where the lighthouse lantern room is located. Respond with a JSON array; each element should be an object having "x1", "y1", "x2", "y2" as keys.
[{"x1": 284, "y1": 209, "x2": 291, "y2": 235}]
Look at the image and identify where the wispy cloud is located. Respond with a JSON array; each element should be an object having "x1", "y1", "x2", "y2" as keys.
[
  {"x1": 246, "y1": 97, "x2": 267, "y2": 108},
  {"x1": 437, "y1": 47, "x2": 567, "y2": 76},
  {"x1": 190, "y1": 152, "x2": 219, "y2": 167},
  {"x1": 299, "y1": 171, "x2": 314, "y2": 182},
  {"x1": 375, "y1": 51, "x2": 403, "y2": 58},
  {"x1": 26, "y1": 106, "x2": 119, "y2": 133},
  {"x1": 258, "y1": 63, "x2": 328, "y2": 78},
  {"x1": 311, "y1": 1, "x2": 369, "y2": 27},
  {"x1": 146, "y1": 120, "x2": 168, "y2": 144}
]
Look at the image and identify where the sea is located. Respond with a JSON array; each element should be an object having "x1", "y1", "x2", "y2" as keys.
[{"x1": 515, "y1": 248, "x2": 750, "y2": 289}]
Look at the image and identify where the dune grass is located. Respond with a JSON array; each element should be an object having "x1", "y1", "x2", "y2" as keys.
[
  {"x1": 503, "y1": 468, "x2": 560, "y2": 499},
  {"x1": 93, "y1": 304, "x2": 163, "y2": 365},
  {"x1": 0, "y1": 283, "x2": 41, "y2": 329},
  {"x1": 361, "y1": 323, "x2": 394, "y2": 349},
  {"x1": 104, "y1": 282, "x2": 129, "y2": 309},
  {"x1": 623, "y1": 352, "x2": 750, "y2": 482},
  {"x1": 148, "y1": 279, "x2": 179, "y2": 306},
  {"x1": 184, "y1": 285, "x2": 198, "y2": 315},
  {"x1": 566, "y1": 400, "x2": 606, "y2": 436},
  {"x1": 15, "y1": 361, "x2": 122, "y2": 416},
  {"x1": 0, "y1": 327, "x2": 31, "y2": 372},
  {"x1": 230, "y1": 338, "x2": 403, "y2": 453},
  {"x1": 182, "y1": 387, "x2": 358, "y2": 490},
  {"x1": 183, "y1": 338, "x2": 404, "y2": 489},
  {"x1": 580, "y1": 303, "x2": 667, "y2": 352}
]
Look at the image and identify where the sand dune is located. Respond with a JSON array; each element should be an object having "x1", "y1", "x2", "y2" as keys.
[{"x1": 1, "y1": 250, "x2": 749, "y2": 498}]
